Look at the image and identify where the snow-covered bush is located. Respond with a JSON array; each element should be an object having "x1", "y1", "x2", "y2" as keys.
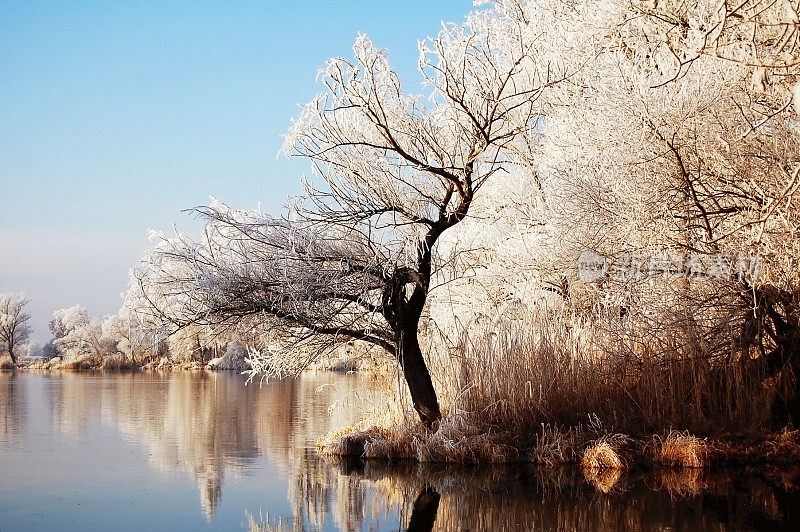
[{"x1": 207, "y1": 341, "x2": 251, "y2": 372}]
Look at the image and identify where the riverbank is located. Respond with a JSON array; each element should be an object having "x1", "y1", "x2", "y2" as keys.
[
  {"x1": 3, "y1": 355, "x2": 216, "y2": 372},
  {"x1": 0, "y1": 352, "x2": 363, "y2": 374},
  {"x1": 309, "y1": 307, "x2": 800, "y2": 468},
  {"x1": 1, "y1": 340, "x2": 369, "y2": 373},
  {"x1": 318, "y1": 420, "x2": 800, "y2": 470}
]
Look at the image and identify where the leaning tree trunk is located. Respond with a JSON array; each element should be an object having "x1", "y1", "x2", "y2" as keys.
[
  {"x1": 384, "y1": 269, "x2": 442, "y2": 428},
  {"x1": 397, "y1": 321, "x2": 441, "y2": 427}
]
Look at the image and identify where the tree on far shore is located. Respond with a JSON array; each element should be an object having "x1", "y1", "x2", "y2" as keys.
[{"x1": 0, "y1": 292, "x2": 32, "y2": 364}]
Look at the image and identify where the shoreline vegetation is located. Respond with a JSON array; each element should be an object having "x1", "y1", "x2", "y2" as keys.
[
  {"x1": 7, "y1": 309, "x2": 800, "y2": 471},
  {"x1": 0, "y1": 346, "x2": 363, "y2": 373},
  {"x1": 319, "y1": 422, "x2": 800, "y2": 471}
]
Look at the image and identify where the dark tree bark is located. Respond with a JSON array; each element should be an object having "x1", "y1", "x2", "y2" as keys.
[
  {"x1": 735, "y1": 285, "x2": 800, "y2": 425},
  {"x1": 397, "y1": 326, "x2": 441, "y2": 427},
  {"x1": 383, "y1": 267, "x2": 442, "y2": 427}
]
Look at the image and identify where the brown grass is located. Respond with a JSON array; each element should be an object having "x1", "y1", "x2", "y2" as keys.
[
  {"x1": 764, "y1": 427, "x2": 800, "y2": 460},
  {"x1": 317, "y1": 424, "x2": 393, "y2": 457},
  {"x1": 654, "y1": 431, "x2": 708, "y2": 469},
  {"x1": 319, "y1": 304, "x2": 798, "y2": 464},
  {"x1": 318, "y1": 412, "x2": 519, "y2": 463},
  {"x1": 314, "y1": 294, "x2": 800, "y2": 467},
  {"x1": 528, "y1": 424, "x2": 587, "y2": 466},
  {"x1": 0, "y1": 355, "x2": 14, "y2": 370},
  {"x1": 580, "y1": 441, "x2": 626, "y2": 471},
  {"x1": 100, "y1": 354, "x2": 140, "y2": 370},
  {"x1": 410, "y1": 306, "x2": 777, "y2": 449},
  {"x1": 57, "y1": 354, "x2": 101, "y2": 370}
]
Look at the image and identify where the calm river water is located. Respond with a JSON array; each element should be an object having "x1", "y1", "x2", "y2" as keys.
[{"x1": 1, "y1": 371, "x2": 799, "y2": 531}]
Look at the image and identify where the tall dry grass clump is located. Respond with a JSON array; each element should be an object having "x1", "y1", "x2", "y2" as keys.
[
  {"x1": 581, "y1": 442, "x2": 624, "y2": 470},
  {"x1": 581, "y1": 439, "x2": 627, "y2": 471},
  {"x1": 321, "y1": 301, "x2": 782, "y2": 464},
  {"x1": 762, "y1": 428, "x2": 800, "y2": 462},
  {"x1": 424, "y1": 305, "x2": 774, "y2": 437},
  {"x1": 654, "y1": 431, "x2": 709, "y2": 469},
  {"x1": 528, "y1": 424, "x2": 588, "y2": 466},
  {"x1": 318, "y1": 412, "x2": 519, "y2": 464}
]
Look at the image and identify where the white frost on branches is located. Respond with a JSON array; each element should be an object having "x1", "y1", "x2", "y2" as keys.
[{"x1": 127, "y1": 0, "x2": 800, "y2": 375}]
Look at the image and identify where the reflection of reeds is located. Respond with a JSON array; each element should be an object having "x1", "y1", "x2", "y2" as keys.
[
  {"x1": 655, "y1": 468, "x2": 706, "y2": 497},
  {"x1": 583, "y1": 466, "x2": 623, "y2": 493},
  {"x1": 247, "y1": 512, "x2": 297, "y2": 532},
  {"x1": 313, "y1": 456, "x2": 800, "y2": 531}
]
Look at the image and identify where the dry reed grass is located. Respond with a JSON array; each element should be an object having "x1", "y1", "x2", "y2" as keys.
[
  {"x1": 422, "y1": 307, "x2": 774, "y2": 440},
  {"x1": 0, "y1": 355, "x2": 14, "y2": 370},
  {"x1": 318, "y1": 412, "x2": 519, "y2": 463},
  {"x1": 57, "y1": 354, "x2": 102, "y2": 370},
  {"x1": 320, "y1": 304, "x2": 792, "y2": 465},
  {"x1": 317, "y1": 424, "x2": 396, "y2": 457},
  {"x1": 765, "y1": 427, "x2": 800, "y2": 459},
  {"x1": 100, "y1": 354, "x2": 140, "y2": 370},
  {"x1": 528, "y1": 424, "x2": 587, "y2": 466},
  {"x1": 580, "y1": 441, "x2": 626, "y2": 471},
  {"x1": 654, "y1": 431, "x2": 709, "y2": 469}
]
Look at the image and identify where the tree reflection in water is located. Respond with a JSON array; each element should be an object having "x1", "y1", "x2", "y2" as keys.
[
  {"x1": 256, "y1": 457, "x2": 800, "y2": 531},
  {"x1": 0, "y1": 372, "x2": 24, "y2": 440},
  {"x1": 42, "y1": 371, "x2": 369, "y2": 521},
  {"x1": 10, "y1": 372, "x2": 800, "y2": 530}
]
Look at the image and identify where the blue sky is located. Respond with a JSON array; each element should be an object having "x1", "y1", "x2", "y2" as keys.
[{"x1": 0, "y1": 0, "x2": 473, "y2": 343}]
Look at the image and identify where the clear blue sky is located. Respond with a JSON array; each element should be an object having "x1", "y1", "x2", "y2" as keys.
[{"x1": 0, "y1": 0, "x2": 473, "y2": 343}]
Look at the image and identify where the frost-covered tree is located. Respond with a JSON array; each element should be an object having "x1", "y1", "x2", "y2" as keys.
[
  {"x1": 164, "y1": 325, "x2": 224, "y2": 364},
  {"x1": 40, "y1": 305, "x2": 164, "y2": 367},
  {"x1": 127, "y1": 3, "x2": 558, "y2": 426},
  {"x1": 519, "y1": 0, "x2": 800, "y2": 421},
  {"x1": 46, "y1": 306, "x2": 103, "y2": 363},
  {"x1": 0, "y1": 292, "x2": 32, "y2": 364},
  {"x1": 99, "y1": 313, "x2": 160, "y2": 365}
]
